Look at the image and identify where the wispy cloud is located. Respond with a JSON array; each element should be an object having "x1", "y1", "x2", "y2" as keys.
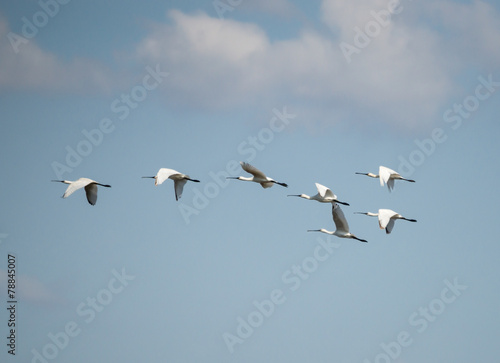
[
  {"x1": 2, "y1": 1, "x2": 499, "y2": 131},
  {"x1": 135, "y1": 6, "x2": 457, "y2": 131},
  {"x1": 0, "y1": 269, "x2": 60, "y2": 305},
  {"x1": 428, "y1": 0, "x2": 500, "y2": 69},
  {"x1": 0, "y1": 16, "x2": 124, "y2": 95}
]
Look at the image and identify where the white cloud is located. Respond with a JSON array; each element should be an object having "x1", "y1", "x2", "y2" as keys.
[
  {"x1": 141, "y1": 10, "x2": 270, "y2": 63},
  {"x1": 137, "y1": 10, "x2": 273, "y2": 110},
  {"x1": 136, "y1": 6, "x2": 458, "y2": 130},
  {"x1": 2, "y1": 1, "x2": 499, "y2": 131},
  {"x1": 429, "y1": 0, "x2": 500, "y2": 69},
  {"x1": 321, "y1": 0, "x2": 393, "y2": 36}
]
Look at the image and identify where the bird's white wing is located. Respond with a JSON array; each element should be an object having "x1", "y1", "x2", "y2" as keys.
[
  {"x1": 385, "y1": 219, "x2": 396, "y2": 234},
  {"x1": 379, "y1": 166, "x2": 391, "y2": 187},
  {"x1": 387, "y1": 178, "x2": 395, "y2": 191},
  {"x1": 174, "y1": 179, "x2": 187, "y2": 200},
  {"x1": 332, "y1": 203, "x2": 349, "y2": 233},
  {"x1": 315, "y1": 183, "x2": 334, "y2": 199},
  {"x1": 381, "y1": 165, "x2": 398, "y2": 175},
  {"x1": 241, "y1": 162, "x2": 267, "y2": 179},
  {"x1": 378, "y1": 209, "x2": 396, "y2": 229},
  {"x1": 84, "y1": 183, "x2": 98, "y2": 205},
  {"x1": 260, "y1": 182, "x2": 274, "y2": 189},
  {"x1": 156, "y1": 168, "x2": 179, "y2": 186},
  {"x1": 62, "y1": 178, "x2": 92, "y2": 198}
]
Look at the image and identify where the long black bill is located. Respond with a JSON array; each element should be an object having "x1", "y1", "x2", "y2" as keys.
[{"x1": 335, "y1": 200, "x2": 350, "y2": 206}]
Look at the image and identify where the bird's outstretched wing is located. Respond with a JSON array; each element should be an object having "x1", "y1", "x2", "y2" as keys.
[
  {"x1": 385, "y1": 219, "x2": 396, "y2": 234},
  {"x1": 156, "y1": 168, "x2": 179, "y2": 186},
  {"x1": 63, "y1": 178, "x2": 92, "y2": 199},
  {"x1": 84, "y1": 183, "x2": 98, "y2": 205},
  {"x1": 387, "y1": 178, "x2": 395, "y2": 191},
  {"x1": 378, "y1": 209, "x2": 396, "y2": 230},
  {"x1": 315, "y1": 183, "x2": 334, "y2": 199},
  {"x1": 174, "y1": 179, "x2": 188, "y2": 200},
  {"x1": 332, "y1": 203, "x2": 349, "y2": 233},
  {"x1": 379, "y1": 166, "x2": 392, "y2": 187},
  {"x1": 260, "y1": 182, "x2": 274, "y2": 189},
  {"x1": 241, "y1": 162, "x2": 267, "y2": 179}
]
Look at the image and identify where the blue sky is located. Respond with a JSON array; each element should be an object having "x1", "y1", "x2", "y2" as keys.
[{"x1": 1, "y1": 0, "x2": 499, "y2": 362}]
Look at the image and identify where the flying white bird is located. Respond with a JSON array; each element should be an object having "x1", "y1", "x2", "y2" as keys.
[
  {"x1": 51, "y1": 178, "x2": 111, "y2": 205},
  {"x1": 355, "y1": 166, "x2": 415, "y2": 191},
  {"x1": 355, "y1": 209, "x2": 417, "y2": 234},
  {"x1": 142, "y1": 168, "x2": 200, "y2": 201},
  {"x1": 308, "y1": 203, "x2": 367, "y2": 242},
  {"x1": 288, "y1": 183, "x2": 349, "y2": 205},
  {"x1": 227, "y1": 162, "x2": 288, "y2": 188}
]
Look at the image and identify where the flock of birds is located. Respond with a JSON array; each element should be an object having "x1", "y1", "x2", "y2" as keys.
[{"x1": 52, "y1": 163, "x2": 417, "y2": 242}]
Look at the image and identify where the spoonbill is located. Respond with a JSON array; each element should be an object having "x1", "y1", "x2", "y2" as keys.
[
  {"x1": 355, "y1": 166, "x2": 415, "y2": 191},
  {"x1": 355, "y1": 209, "x2": 417, "y2": 234},
  {"x1": 51, "y1": 178, "x2": 111, "y2": 205},
  {"x1": 227, "y1": 162, "x2": 288, "y2": 188},
  {"x1": 308, "y1": 203, "x2": 367, "y2": 242},
  {"x1": 142, "y1": 168, "x2": 200, "y2": 201},
  {"x1": 288, "y1": 183, "x2": 349, "y2": 205}
]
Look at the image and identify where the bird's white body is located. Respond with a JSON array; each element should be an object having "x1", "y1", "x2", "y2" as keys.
[
  {"x1": 143, "y1": 168, "x2": 200, "y2": 201},
  {"x1": 288, "y1": 183, "x2": 349, "y2": 205},
  {"x1": 308, "y1": 203, "x2": 367, "y2": 242},
  {"x1": 228, "y1": 162, "x2": 287, "y2": 188},
  {"x1": 52, "y1": 178, "x2": 111, "y2": 205},
  {"x1": 356, "y1": 166, "x2": 415, "y2": 191},
  {"x1": 356, "y1": 209, "x2": 417, "y2": 234}
]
